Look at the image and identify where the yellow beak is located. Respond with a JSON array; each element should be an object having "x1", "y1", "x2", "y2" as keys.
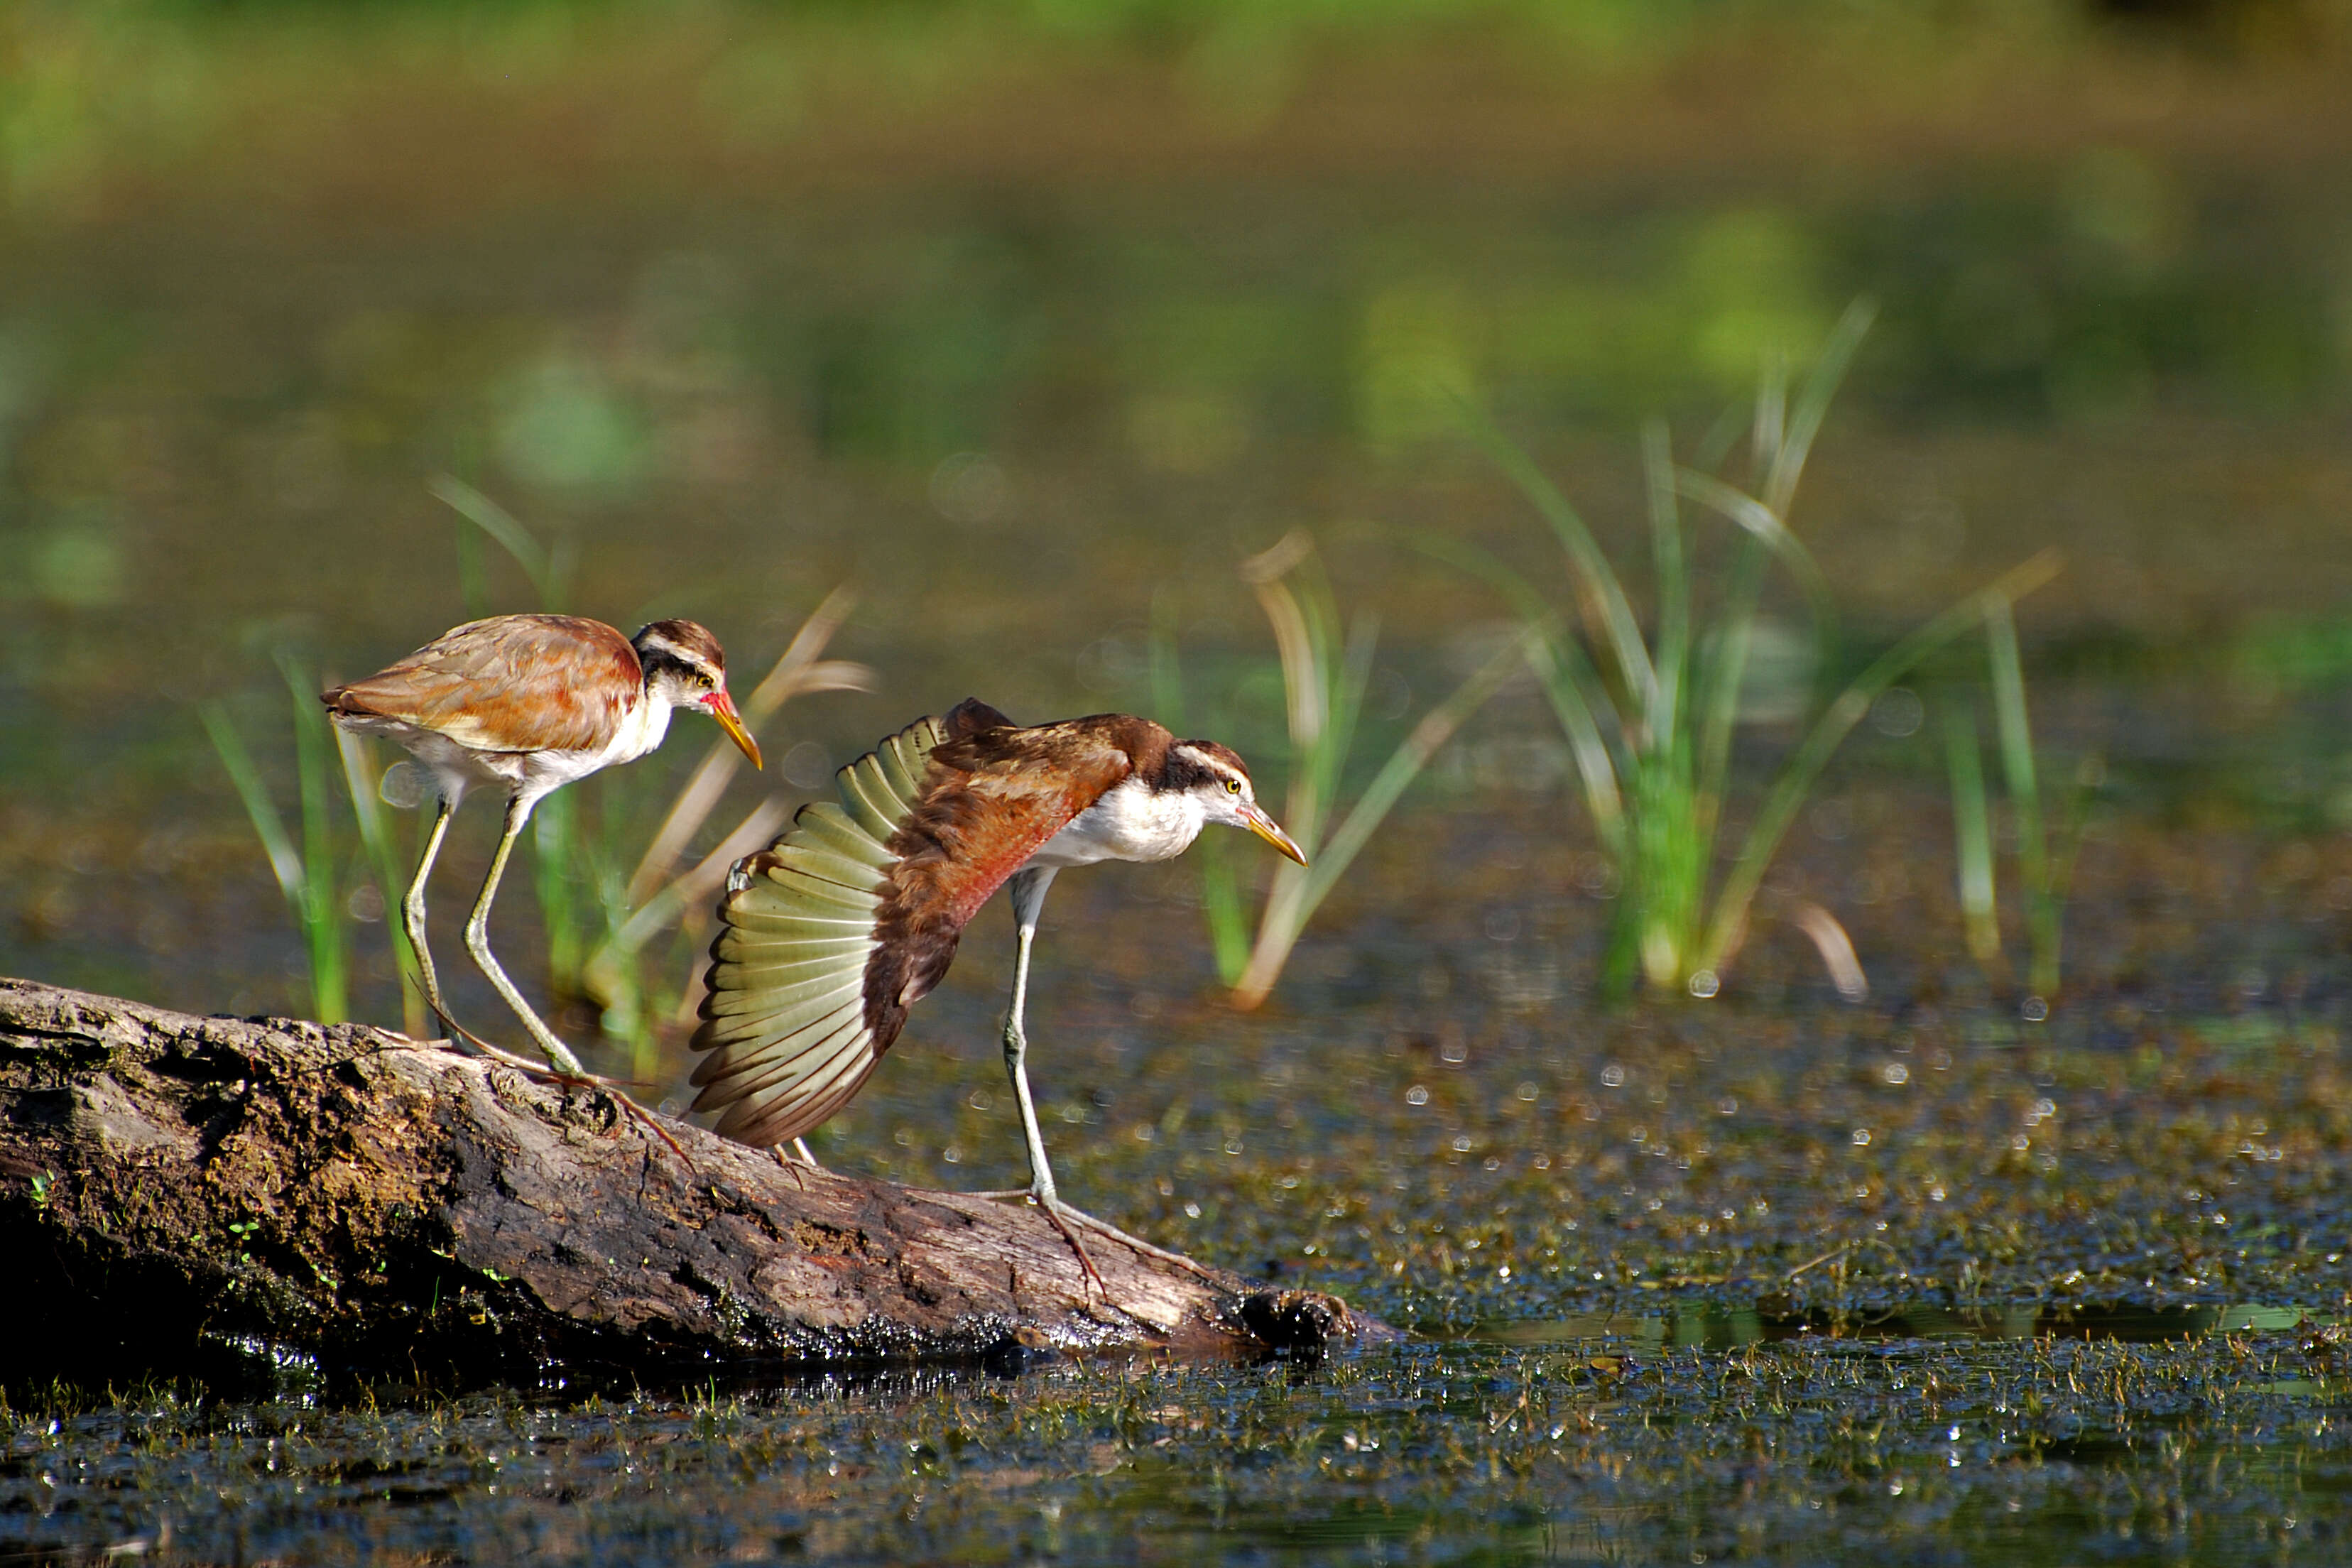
[
  {"x1": 1241, "y1": 802, "x2": 1308, "y2": 866},
  {"x1": 704, "y1": 691, "x2": 763, "y2": 769}
]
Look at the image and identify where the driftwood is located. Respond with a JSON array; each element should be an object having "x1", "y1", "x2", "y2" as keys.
[{"x1": 0, "y1": 979, "x2": 1385, "y2": 1391}]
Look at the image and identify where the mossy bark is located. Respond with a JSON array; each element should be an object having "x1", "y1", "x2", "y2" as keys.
[{"x1": 0, "y1": 979, "x2": 1385, "y2": 1392}]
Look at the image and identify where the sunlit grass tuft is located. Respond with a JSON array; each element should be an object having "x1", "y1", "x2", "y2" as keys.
[
  {"x1": 1437, "y1": 300, "x2": 2063, "y2": 998},
  {"x1": 199, "y1": 657, "x2": 351, "y2": 1025},
  {"x1": 1154, "y1": 530, "x2": 1525, "y2": 1010},
  {"x1": 1943, "y1": 594, "x2": 2101, "y2": 1003}
]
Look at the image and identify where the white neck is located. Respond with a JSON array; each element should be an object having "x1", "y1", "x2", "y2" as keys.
[{"x1": 1028, "y1": 778, "x2": 1205, "y2": 869}]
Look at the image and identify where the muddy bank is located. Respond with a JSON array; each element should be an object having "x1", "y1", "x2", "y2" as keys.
[{"x1": 0, "y1": 979, "x2": 1383, "y2": 1392}]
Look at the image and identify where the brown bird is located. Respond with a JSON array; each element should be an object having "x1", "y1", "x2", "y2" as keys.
[
  {"x1": 690, "y1": 698, "x2": 1305, "y2": 1270},
  {"x1": 325, "y1": 614, "x2": 762, "y2": 1074}
]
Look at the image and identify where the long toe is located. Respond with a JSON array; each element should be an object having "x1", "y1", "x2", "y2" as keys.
[{"x1": 1047, "y1": 1198, "x2": 1227, "y2": 1284}]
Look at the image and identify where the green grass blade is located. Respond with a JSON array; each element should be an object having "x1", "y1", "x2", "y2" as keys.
[
  {"x1": 200, "y1": 702, "x2": 306, "y2": 905},
  {"x1": 1323, "y1": 609, "x2": 1380, "y2": 817},
  {"x1": 1408, "y1": 530, "x2": 1624, "y2": 848},
  {"x1": 1672, "y1": 467, "x2": 1839, "y2": 665},
  {"x1": 281, "y1": 658, "x2": 348, "y2": 1023},
  {"x1": 1299, "y1": 631, "x2": 1529, "y2": 922},
  {"x1": 1985, "y1": 594, "x2": 2047, "y2": 900},
  {"x1": 2033, "y1": 754, "x2": 2103, "y2": 1000},
  {"x1": 1197, "y1": 834, "x2": 1251, "y2": 987},
  {"x1": 1693, "y1": 549, "x2": 2064, "y2": 981},
  {"x1": 431, "y1": 473, "x2": 562, "y2": 610},
  {"x1": 333, "y1": 727, "x2": 425, "y2": 1038},
  {"x1": 1943, "y1": 702, "x2": 2003, "y2": 970},
  {"x1": 1765, "y1": 296, "x2": 1876, "y2": 517},
  {"x1": 1645, "y1": 419, "x2": 1688, "y2": 746},
  {"x1": 1692, "y1": 533, "x2": 1766, "y2": 849},
  {"x1": 1752, "y1": 352, "x2": 1786, "y2": 488},
  {"x1": 1231, "y1": 630, "x2": 1525, "y2": 1008},
  {"x1": 1692, "y1": 394, "x2": 1750, "y2": 475},
  {"x1": 1151, "y1": 590, "x2": 1251, "y2": 982},
  {"x1": 531, "y1": 789, "x2": 586, "y2": 998},
  {"x1": 1454, "y1": 398, "x2": 1655, "y2": 712}
]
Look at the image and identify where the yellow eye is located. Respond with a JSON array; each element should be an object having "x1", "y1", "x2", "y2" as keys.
[{"x1": 1224, "y1": 778, "x2": 1242, "y2": 795}]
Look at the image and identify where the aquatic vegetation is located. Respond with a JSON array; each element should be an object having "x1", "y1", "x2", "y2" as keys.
[
  {"x1": 1435, "y1": 302, "x2": 2063, "y2": 998},
  {"x1": 198, "y1": 656, "x2": 352, "y2": 1025},
  {"x1": 1944, "y1": 596, "x2": 2101, "y2": 1004},
  {"x1": 1152, "y1": 531, "x2": 1525, "y2": 1009},
  {"x1": 332, "y1": 722, "x2": 427, "y2": 1038}
]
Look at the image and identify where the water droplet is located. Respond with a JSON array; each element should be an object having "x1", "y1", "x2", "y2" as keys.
[
  {"x1": 1601, "y1": 1064, "x2": 1626, "y2": 1087},
  {"x1": 2020, "y1": 995, "x2": 2049, "y2": 1023},
  {"x1": 1405, "y1": 1084, "x2": 1430, "y2": 1106},
  {"x1": 928, "y1": 451, "x2": 1013, "y2": 525},
  {"x1": 379, "y1": 761, "x2": 426, "y2": 810},
  {"x1": 1515, "y1": 1081, "x2": 1539, "y2": 1101},
  {"x1": 779, "y1": 741, "x2": 833, "y2": 790},
  {"x1": 1687, "y1": 970, "x2": 1721, "y2": 999},
  {"x1": 1451, "y1": 1134, "x2": 1473, "y2": 1153},
  {"x1": 1882, "y1": 1062, "x2": 1910, "y2": 1085},
  {"x1": 1851, "y1": 1128, "x2": 1872, "y2": 1145},
  {"x1": 1870, "y1": 687, "x2": 1924, "y2": 737}
]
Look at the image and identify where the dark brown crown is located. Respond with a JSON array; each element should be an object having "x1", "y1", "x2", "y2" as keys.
[
  {"x1": 633, "y1": 619, "x2": 727, "y2": 682},
  {"x1": 1159, "y1": 739, "x2": 1251, "y2": 792}
]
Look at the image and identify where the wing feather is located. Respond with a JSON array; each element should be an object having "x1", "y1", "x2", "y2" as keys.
[
  {"x1": 323, "y1": 614, "x2": 641, "y2": 754},
  {"x1": 690, "y1": 704, "x2": 1150, "y2": 1148}
]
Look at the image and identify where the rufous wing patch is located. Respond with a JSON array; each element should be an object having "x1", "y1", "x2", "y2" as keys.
[{"x1": 325, "y1": 614, "x2": 643, "y2": 755}]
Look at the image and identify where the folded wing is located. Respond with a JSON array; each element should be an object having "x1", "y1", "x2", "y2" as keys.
[{"x1": 324, "y1": 614, "x2": 641, "y2": 754}]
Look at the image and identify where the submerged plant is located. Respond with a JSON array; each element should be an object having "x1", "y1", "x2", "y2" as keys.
[
  {"x1": 1437, "y1": 300, "x2": 2062, "y2": 997},
  {"x1": 1943, "y1": 594, "x2": 2099, "y2": 1003},
  {"x1": 1154, "y1": 530, "x2": 1525, "y2": 1010}
]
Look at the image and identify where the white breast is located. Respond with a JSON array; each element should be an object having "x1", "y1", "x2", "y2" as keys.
[
  {"x1": 512, "y1": 694, "x2": 670, "y2": 805},
  {"x1": 1027, "y1": 778, "x2": 1206, "y2": 869}
]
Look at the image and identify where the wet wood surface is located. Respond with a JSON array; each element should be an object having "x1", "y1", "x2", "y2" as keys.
[{"x1": 0, "y1": 979, "x2": 1385, "y2": 1389}]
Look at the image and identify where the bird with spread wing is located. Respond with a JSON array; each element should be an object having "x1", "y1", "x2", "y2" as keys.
[{"x1": 690, "y1": 698, "x2": 1305, "y2": 1281}]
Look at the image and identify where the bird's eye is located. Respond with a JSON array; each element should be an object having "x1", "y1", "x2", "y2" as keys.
[{"x1": 1224, "y1": 778, "x2": 1242, "y2": 795}]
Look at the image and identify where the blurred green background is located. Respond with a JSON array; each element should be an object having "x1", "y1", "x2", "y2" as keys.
[{"x1": 3, "y1": 0, "x2": 2351, "y2": 1025}]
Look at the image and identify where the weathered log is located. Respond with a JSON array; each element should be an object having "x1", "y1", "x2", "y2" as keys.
[{"x1": 0, "y1": 979, "x2": 1387, "y2": 1391}]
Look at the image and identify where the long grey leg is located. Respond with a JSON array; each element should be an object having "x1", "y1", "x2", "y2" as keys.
[
  {"x1": 1003, "y1": 866, "x2": 1060, "y2": 1203},
  {"x1": 979, "y1": 866, "x2": 1220, "y2": 1296},
  {"x1": 462, "y1": 795, "x2": 588, "y2": 1077},
  {"x1": 403, "y1": 797, "x2": 457, "y2": 1038}
]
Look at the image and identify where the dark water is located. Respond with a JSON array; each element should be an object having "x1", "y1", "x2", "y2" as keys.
[{"x1": 6, "y1": 19, "x2": 2352, "y2": 1564}]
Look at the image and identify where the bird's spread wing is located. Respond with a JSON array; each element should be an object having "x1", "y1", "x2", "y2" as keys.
[
  {"x1": 323, "y1": 614, "x2": 641, "y2": 754},
  {"x1": 689, "y1": 700, "x2": 1132, "y2": 1148}
]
